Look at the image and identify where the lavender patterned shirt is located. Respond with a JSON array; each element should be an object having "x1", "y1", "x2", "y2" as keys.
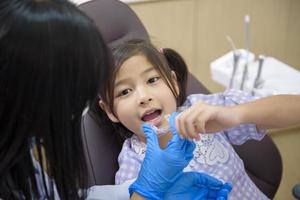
[{"x1": 115, "y1": 90, "x2": 269, "y2": 200}]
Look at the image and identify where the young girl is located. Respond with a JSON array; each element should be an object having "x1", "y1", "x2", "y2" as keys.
[{"x1": 99, "y1": 39, "x2": 269, "y2": 200}]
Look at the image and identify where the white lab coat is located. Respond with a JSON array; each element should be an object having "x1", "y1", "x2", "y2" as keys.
[{"x1": 86, "y1": 180, "x2": 134, "y2": 200}]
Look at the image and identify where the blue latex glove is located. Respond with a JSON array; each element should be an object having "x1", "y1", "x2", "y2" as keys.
[
  {"x1": 164, "y1": 172, "x2": 232, "y2": 200},
  {"x1": 129, "y1": 112, "x2": 196, "y2": 200}
]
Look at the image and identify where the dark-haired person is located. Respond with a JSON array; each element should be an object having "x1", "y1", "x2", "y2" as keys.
[{"x1": 0, "y1": 0, "x2": 231, "y2": 199}]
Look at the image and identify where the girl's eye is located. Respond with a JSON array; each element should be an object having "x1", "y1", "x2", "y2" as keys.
[
  {"x1": 148, "y1": 76, "x2": 160, "y2": 84},
  {"x1": 117, "y1": 88, "x2": 131, "y2": 97}
]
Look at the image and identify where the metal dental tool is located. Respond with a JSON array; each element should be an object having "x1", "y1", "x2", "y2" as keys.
[
  {"x1": 240, "y1": 15, "x2": 251, "y2": 90},
  {"x1": 226, "y1": 36, "x2": 240, "y2": 89},
  {"x1": 252, "y1": 55, "x2": 265, "y2": 95}
]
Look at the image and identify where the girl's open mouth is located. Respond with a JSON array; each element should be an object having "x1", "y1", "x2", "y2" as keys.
[{"x1": 141, "y1": 109, "x2": 163, "y2": 127}]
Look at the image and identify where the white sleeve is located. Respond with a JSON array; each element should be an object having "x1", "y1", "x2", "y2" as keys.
[{"x1": 86, "y1": 179, "x2": 135, "y2": 200}]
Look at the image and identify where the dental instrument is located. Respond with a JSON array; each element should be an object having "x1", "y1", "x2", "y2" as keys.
[
  {"x1": 226, "y1": 36, "x2": 241, "y2": 89},
  {"x1": 240, "y1": 15, "x2": 251, "y2": 90},
  {"x1": 153, "y1": 106, "x2": 189, "y2": 137},
  {"x1": 252, "y1": 55, "x2": 265, "y2": 95}
]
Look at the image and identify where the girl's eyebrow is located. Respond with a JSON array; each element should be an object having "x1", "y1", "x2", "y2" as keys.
[
  {"x1": 141, "y1": 66, "x2": 156, "y2": 75},
  {"x1": 114, "y1": 66, "x2": 156, "y2": 87}
]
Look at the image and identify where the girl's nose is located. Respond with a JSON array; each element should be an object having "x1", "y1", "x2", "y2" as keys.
[
  {"x1": 139, "y1": 97, "x2": 153, "y2": 105},
  {"x1": 137, "y1": 88, "x2": 153, "y2": 105}
]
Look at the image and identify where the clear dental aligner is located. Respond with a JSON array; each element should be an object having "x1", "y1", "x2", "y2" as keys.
[
  {"x1": 152, "y1": 114, "x2": 170, "y2": 137},
  {"x1": 153, "y1": 106, "x2": 189, "y2": 137}
]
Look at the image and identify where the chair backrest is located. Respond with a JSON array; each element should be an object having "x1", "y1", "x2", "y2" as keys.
[{"x1": 79, "y1": 0, "x2": 282, "y2": 198}]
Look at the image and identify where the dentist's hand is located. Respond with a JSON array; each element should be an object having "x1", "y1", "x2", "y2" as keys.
[
  {"x1": 164, "y1": 172, "x2": 232, "y2": 200},
  {"x1": 129, "y1": 112, "x2": 196, "y2": 199}
]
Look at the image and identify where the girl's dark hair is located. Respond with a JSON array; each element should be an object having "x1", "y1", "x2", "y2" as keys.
[
  {"x1": 163, "y1": 48, "x2": 188, "y2": 104},
  {"x1": 0, "y1": 0, "x2": 112, "y2": 199},
  {"x1": 95, "y1": 39, "x2": 188, "y2": 139}
]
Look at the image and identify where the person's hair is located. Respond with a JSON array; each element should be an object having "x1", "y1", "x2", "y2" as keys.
[
  {"x1": 0, "y1": 0, "x2": 112, "y2": 199},
  {"x1": 95, "y1": 39, "x2": 188, "y2": 139}
]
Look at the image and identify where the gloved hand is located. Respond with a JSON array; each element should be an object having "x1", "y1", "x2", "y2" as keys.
[
  {"x1": 129, "y1": 112, "x2": 196, "y2": 200},
  {"x1": 164, "y1": 172, "x2": 232, "y2": 200}
]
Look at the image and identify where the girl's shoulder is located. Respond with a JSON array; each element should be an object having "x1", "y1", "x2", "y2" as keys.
[
  {"x1": 184, "y1": 92, "x2": 223, "y2": 106},
  {"x1": 184, "y1": 89, "x2": 259, "y2": 106},
  {"x1": 119, "y1": 136, "x2": 145, "y2": 157}
]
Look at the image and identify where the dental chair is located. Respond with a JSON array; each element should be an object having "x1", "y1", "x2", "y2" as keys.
[{"x1": 79, "y1": 0, "x2": 282, "y2": 198}]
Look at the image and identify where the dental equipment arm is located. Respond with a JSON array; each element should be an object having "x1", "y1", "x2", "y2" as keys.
[
  {"x1": 226, "y1": 36, "x2": 241, "y2": 89},
  {"x1": 240, "y1": 15, "x2": 251, "y2": 90},
  {"x1": 252, "y1": 55, "x2": 265, "y2": 95}
]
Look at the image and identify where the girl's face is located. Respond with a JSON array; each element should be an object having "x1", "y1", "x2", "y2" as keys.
[{"x1": 104, "y1": 54, "x2": 178, "y2": 139}]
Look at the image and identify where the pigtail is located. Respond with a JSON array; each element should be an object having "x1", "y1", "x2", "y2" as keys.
[{"x1": 161, "y1": 48, "x2": 188, "y2": 105}]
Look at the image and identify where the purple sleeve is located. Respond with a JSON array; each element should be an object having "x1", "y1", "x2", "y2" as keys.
[
  {"x1": 115, "y1": 139, "x2": 142, "y2": 184},
  {"x1": 185, "y1": 90, "x2": 266, "y2": 145}
]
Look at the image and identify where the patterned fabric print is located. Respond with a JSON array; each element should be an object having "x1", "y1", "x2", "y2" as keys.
[
  {"x1": 230, "y1": 172, "x2": 269, "y2": 200},
  {"x1": 115, "y1": 90, "x2": 269, "y2": 200},
  {"x1": 115, "y1": 137, "x2": 144, "y2": 185},
  {"x1": 30, "y1": 139, "x2": 60, "y2": 200},
  {"x1": 193, "y1": 134, "x2": 229, "y2": 165}
]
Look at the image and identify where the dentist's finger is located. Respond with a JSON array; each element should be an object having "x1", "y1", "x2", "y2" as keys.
[{"x1": 142, "y1": 123, "x2": 159, "y2": 151}]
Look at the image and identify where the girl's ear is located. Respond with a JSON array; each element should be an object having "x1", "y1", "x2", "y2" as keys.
[
  {"x1": 98, "y1": 100, "x2": 120, "y2": 123},
  {"x1": 171, "y1": 70, "x2": 180, "y2": 95}
]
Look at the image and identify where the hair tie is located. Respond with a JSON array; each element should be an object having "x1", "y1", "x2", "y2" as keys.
[{"x1": 158, "y1": 48, "x2": 164, "y2": 53}]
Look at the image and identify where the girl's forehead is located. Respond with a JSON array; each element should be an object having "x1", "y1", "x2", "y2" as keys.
[{"x1": 117, "y1": 55, "x2": 156, "y2": 75}]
